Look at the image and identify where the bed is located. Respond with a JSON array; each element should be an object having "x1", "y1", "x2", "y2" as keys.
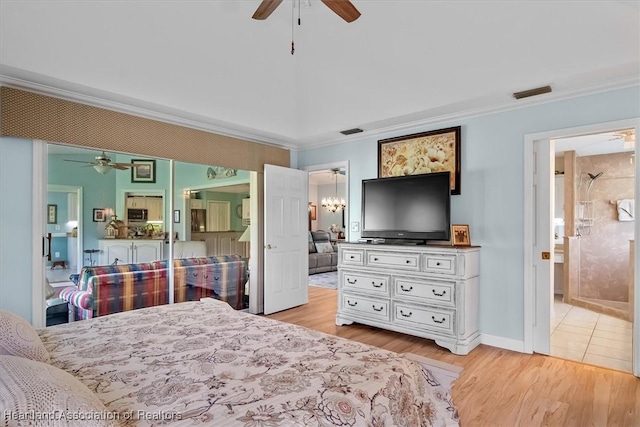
[{"x1": 35, "y1": 299, "x2": 460, "y2": 426}]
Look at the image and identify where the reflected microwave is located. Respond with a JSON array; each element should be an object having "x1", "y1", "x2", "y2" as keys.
[{"x1": 127, "y1": 208, "x2": 148, "y2": 221}]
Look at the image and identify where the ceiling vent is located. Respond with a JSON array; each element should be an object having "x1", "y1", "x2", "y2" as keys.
[
  {"x1": 513, "y1": 85, "x2": 552, "y2": 100},
  {"x1": 340, "y1": 128, "x2": 364, "y2": 135}
]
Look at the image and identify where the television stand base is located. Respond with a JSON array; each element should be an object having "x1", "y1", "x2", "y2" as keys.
[{"x1": 358, "y1": 238, "x2": 386, "y2": 244}]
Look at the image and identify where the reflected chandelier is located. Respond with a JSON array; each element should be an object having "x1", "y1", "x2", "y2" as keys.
[{"x1": 321, "y1": 169, "x2": 346, "y2": 213}]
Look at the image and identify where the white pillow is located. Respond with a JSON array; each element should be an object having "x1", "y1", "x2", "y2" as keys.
[
  {"x1": 315, "y1": 241, "x2": 335, "y2": 254},
  {"x1": 0, "y1": 309, "x2": 50, "y2": 363},
  {"x1": 0, "y1": 355, "x2": 118, "y2": 427}
]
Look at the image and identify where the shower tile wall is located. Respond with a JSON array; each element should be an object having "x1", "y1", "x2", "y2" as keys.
[{"x1": 576, "y1": 152, "x2": 634, "y2": 302}]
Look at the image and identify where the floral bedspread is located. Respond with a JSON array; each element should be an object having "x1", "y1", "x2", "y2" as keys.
[{"x1": 39, "y1": 300, "x2": 459, "y2": 426}]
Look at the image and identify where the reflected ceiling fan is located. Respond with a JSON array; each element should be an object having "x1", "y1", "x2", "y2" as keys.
[
  {"x1": 64, "y1": 151, "x2": 140, "y2": 175},
  {"x1": 252, "y1": 0, "x2": 361, "y2": 22}
]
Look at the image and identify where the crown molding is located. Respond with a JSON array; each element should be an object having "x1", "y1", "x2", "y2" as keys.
[
  {"x1": 294, "y1": 74, "x2": 640, "y2": 152},
  {"x1": 1, "y1": 65, "x2": 638, "y2": 152}
]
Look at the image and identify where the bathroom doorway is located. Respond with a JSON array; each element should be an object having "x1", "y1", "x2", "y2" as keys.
[
  {"x1": 551, "y1": 130, "x2": 635, "y2": 372},
  {"x1": 524, "y1": 117, "x2": 639, "y2": 377}
]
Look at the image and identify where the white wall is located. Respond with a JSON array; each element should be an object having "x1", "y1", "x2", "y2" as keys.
[
  {"x1": 294, "y1": 85, "x2": 640, "y2": 345},
  {"x1": 0, "y1": 137, "x2": 33, "y2": 320}
]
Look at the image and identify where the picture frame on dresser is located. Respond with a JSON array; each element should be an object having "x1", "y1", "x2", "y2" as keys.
[{"x1": 451, "y1": 224, "x2": 471, "y2": 246}]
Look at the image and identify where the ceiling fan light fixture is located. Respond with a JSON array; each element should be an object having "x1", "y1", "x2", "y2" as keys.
[{"x1": 93, "y1": 164, "x2": 112, "y2": 174}]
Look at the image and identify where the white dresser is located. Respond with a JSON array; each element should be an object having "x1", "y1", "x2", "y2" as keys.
[{"x1": 336, "y1": 243, "x2": 480, "y2": 355}]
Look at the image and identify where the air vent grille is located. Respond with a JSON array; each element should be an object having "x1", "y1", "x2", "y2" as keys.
[
  {"x1": 340, "y1": 128, "x2": 363, "y2": 135},
  {"x1": 513, "y1": 85, "x2": 552, "y2": 100}
]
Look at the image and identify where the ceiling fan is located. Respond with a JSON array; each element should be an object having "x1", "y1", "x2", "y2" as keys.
[
  {"x1": 252, "y1": 0, "x2": 361, "y2": 23},
  {"x1": 64, "y1": 151, "x2": 139, "y2": 175},
  {"x1": 608, "y1": 129, "x2": 636, "y2": 149}
]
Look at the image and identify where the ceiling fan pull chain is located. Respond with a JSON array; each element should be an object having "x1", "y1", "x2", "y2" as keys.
[{"x1": 291, "y1": 0, "x2": 295, "y2": 55}]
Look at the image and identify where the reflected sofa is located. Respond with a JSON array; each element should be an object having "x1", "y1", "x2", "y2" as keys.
[
  {"x1": 308, "y1": 231, "x2": 338, "y2": 275},
  {"x1": 60, "y1": 255, "x2": 247, "y2": 320}
]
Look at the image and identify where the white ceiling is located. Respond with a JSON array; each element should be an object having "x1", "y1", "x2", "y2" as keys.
[
  {"x1": 309, "y1": 169, "x2": 346, "y2": 186},
  {"x1": 1, "y1": 1, "x2": 639, "y2": 150},
  {"x1": 555, "y1": 129, "x2": 636, "y2": 157}
]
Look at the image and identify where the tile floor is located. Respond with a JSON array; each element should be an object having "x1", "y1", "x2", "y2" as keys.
[
  {"x1": 46, "y1": 267, "x2": 74, "y2": 284},
  {"x1": 550, "y1": 297, "x2": 633, "y2": 372}
]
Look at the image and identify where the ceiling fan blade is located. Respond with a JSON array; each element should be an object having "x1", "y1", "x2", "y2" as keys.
[
  {"x1": 320, "y1": 0, "x2": 361, "y2": 22},
  {"x1": 63, "y1": 159, "x2": 93, "y2": 164},
  {"x1": 112, "y1": 164, "x2": 129, "y2": 170},
  {"x1": 113, "y1": 162, "x2": 137, "y2": 168},
  {"x1": 252, "y1": 0, "x2": 283, "y2": 20}
]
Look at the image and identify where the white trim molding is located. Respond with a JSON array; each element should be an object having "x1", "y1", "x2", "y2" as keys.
[
  {"x1": 480, "y1": 334, "x2": 526, "y2": 353},
  {"x1": 31, "y1": 140, "x2": 47, "y2": 328}
]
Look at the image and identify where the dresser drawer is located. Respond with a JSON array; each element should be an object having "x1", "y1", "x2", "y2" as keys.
[
  {"x1": 367, "y1": 251, "x2": 419, "y2": 271},
  {"x1": 341, "y1": 249, "x2": 364, "y2": 266},
  {"x1": 341, "y1": 293, "x2": 390, "y2": 321},
  {"x1": 392, "y1": 303, "x2": 455, "y2": 336},
  {"x1": 423, "y1": 254, "x2": 457, "y2": 275},
  {"x1": 393, "y1": 276, "x2": 455, "y2": 307},
  {"x1": 341, "y1": 271, "x2": 389, "y2": 294}
]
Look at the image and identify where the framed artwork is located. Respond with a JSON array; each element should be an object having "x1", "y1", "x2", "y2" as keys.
[
  {"x1": 47, "y1": 204, "x2": 57, "y2": 224},
  {"x1": 378, "y1": 126, "x2": 461, "y2": 194},
  {"x1": 131, "y1": 159, "x2": 156, "y2": 183},
  {"x1": 451, "y1": 224, "x2": 471, "y2": 246},
  {"x1": 93, "y1": 208, "x2": 106, "y2": 222},
  {"x1": 174, "y1": 210, "x2": 181, "y2": 223},
  {"x1": 309, "y1": 204, "x2": 317, "y2": 221}
]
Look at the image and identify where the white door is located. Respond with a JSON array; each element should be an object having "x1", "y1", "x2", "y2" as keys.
[
  {"x1": 263, "y1": 164, "x2": 309, "y2": 314},
  {"x1": 533, "y1": 138, "x2": 554, "y2": 354}
]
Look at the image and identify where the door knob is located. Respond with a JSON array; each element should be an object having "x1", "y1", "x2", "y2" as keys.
[{"x1": 265, "y1": 244, "x2": 277, "y2": 249}]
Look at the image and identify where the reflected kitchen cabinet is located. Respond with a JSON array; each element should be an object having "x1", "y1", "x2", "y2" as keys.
[{"x1": 99, "y1": 239, "x2": 164, "y2": 265}]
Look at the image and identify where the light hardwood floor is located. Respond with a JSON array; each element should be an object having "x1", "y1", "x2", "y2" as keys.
[{"x1": 267, "y1": 286, "x2": 640, "y2": 427}]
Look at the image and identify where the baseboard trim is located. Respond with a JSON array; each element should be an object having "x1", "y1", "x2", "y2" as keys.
[{"x1": 480, "y1": 334, "x2": 526, "y2": 353}]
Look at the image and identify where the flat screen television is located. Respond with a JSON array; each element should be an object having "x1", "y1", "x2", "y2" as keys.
[{"x1": 361, "y1": 171, "x2": 451, "y2": 244}]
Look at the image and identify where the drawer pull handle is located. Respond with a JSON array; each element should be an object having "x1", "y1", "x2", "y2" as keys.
[
  {"x1": 372, "y1": 282, "x2": 383, "y2": 288},
  {"x1": 372, "y1": 305, "x2": 383, "y2": 312},
  {"x1": 373, "y1": 257, "x2": 379, "y2": 261},
  {"x1": 347, "y1": 278, "x2": 357, "y2": 284},
  {"x1": 436, "y1": 262, "x2": 441, "y2": 266},
  {"x1": 400, "y1": 285, "x2": 413, "y2": 292},
  {"x1": 400, "y1": 310, "x2": 412, "y2": 318},
  {"x1": 431, "y1": 316, "x2": 446, "y2": 324},
  {"x1": 350, "y1": 255, "x2": 355, "y2": 259},
  {"x1": 406, "y1": 260, "x2": 411, "y2": 264},
  {"x1": 432, "y1": 289, "x2": 446, "y2": 297},
  {"x1": 347, "y1": 300, "x2": 358, "y2": 307}
]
